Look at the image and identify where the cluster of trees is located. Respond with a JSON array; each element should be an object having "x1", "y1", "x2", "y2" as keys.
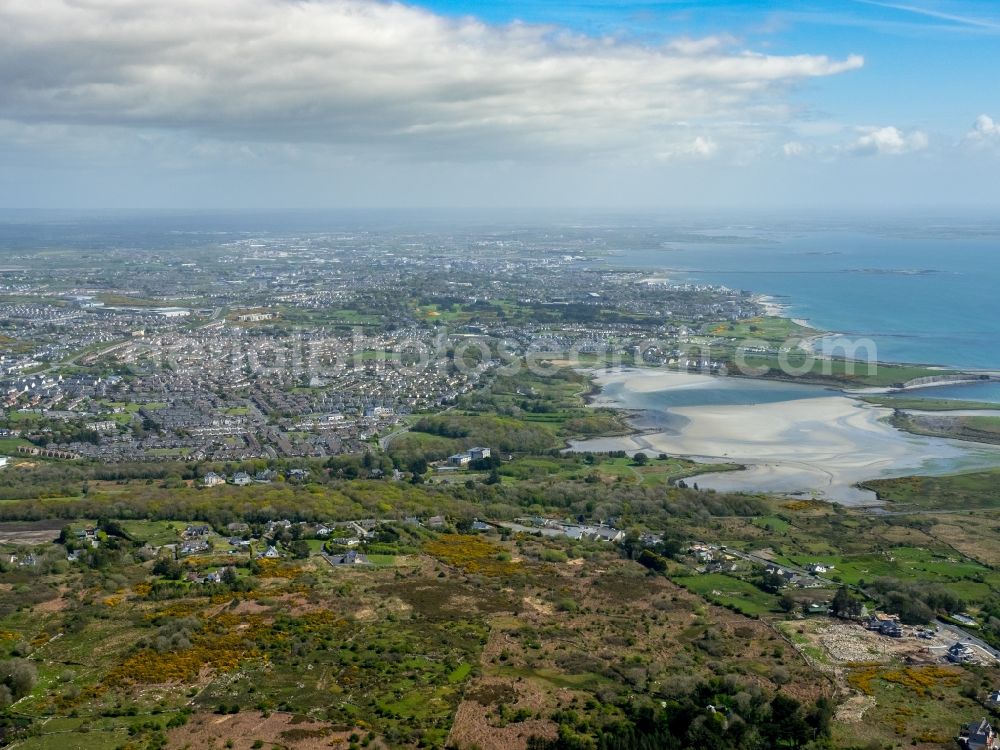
[
  {"x1": 527, "y1": 681, "x2": 833, "y2": 750},
  {"x1": 866, "y1": 577, "x2": 963, "y2": 624},
  {"x1": 410, "y1": 417, "x2": 470, "y2": 439},
  {"x1": 0, "y1": 659, "x2": 37, "y2": 707},
  {"x1": 326, "y1": 452, "x2": 395, "y2": 480},
  {"x1": 149, "y1": 558, "x2": 256, "y2": 599},
  {"x1": 150, "y1": 616, "x2": 201, "y2": 653},
  {"x1": 0, "y1": 460, "x2": 201, "y2": 501},
  {"x1": 56, "y1": 519, "x2": 138, "y2": 570},
  {"x1": 626, "y1": 532, "x2": 685, "y2": 576},
  {"x1": 0, "y1": 411, "x2": 108, "y2": 446},
  {"x1": 26, "y1": 423, "x2": 104, "y2": 446},
  {"x1": 409, "y1": 414, "x2": 555, "y2": 453},
  {"x1": 266, "y1": 524, "x2": 314, "y2": 559},
  {"x1": 974, "y1": 596, "x2": 1000, "y2": 649},
  {"x1": 831, "y1": 586, "x2": 864, "y2": 619},
  {"x1": 756, "y1": 570, "x2": 788, "y2": 596}
]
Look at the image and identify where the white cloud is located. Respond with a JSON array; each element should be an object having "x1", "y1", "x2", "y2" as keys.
[
  {"x1": 665, "y1": 35, "x2": 739, "y2": 55},
  {"x1": 848, "y1": 126, "x2": 928, "y2": 156},
  {"x1": 651, "y1": 134, "x2": 722, "y2": 162},
  {"x1": 782, "y1": 140, "x2": 810, "y2": 157},
  {"x1": 963, "y1": 114, "x2": 1000, "y2": 150},
  {"x1": 0, "y1": 0, "x2": 864, "y2": 161},
  {"x1": 687, "y1": 136, "x2": 719, "y2": 158}
]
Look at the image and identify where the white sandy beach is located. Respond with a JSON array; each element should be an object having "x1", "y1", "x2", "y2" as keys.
[
  {"x1": 572, "y1": 368, "x2": 1000, "y2": 505},
  {"x1": 754, "y1": 294, "x2": 786, "y2": 318}
]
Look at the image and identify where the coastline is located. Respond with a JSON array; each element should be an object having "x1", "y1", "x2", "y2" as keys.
[
  {"x1": 754, "y1": 294, "x2": 788, "y2": 319},
  {"x1": 750, "y1": 297, "x2": 995, "y2": 389},
  {"x1": 753, "y1": 293, "x2": 818, "y2": 335},
  {"x1": 729, "y1": 308, "x2": 994, "y2": 393},
  {"x1": 569, "y1": 366, "x2": 1000, "y2": 506}
]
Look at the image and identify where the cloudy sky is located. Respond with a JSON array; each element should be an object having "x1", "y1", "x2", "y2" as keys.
[{"x1": 1, "y1": 0, "x2": 998, "y2": 210}]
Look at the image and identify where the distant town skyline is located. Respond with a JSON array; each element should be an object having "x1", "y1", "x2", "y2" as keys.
[{"x1": 1, "y1": 0, "x2": 998, "y2": 210}]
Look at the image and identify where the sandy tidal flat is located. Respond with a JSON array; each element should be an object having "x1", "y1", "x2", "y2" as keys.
[{"x1": 571, "y1": 369, "x2": 1000, "y2": 504}]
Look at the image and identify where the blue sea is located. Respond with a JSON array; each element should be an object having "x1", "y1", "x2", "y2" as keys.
[{"x1": 609, "y1": 223, "x2": 1000, "y2": 402}]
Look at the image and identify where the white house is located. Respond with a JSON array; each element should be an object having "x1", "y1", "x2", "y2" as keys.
[{"x1": 202, "y1": 471, "x2": 225, "y2": 487}]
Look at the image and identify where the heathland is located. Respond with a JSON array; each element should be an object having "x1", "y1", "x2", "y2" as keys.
[{"x1": 0, "y1": 365, "x2": 998, "y2": 750}]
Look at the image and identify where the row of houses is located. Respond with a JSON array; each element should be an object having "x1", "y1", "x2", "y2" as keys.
[
  {"x1": 202, "y1": 467, "x2": 311, "y2": 487},
  {"x1": 507, "y1": 517, "x2": 625, "y2": 543},
  {"x1": 764, "y1": 564, "x2": 824, "y2": 590}
]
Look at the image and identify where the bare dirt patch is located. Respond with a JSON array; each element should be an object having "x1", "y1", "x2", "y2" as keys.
[
  {"x1": 816, "y1": 621, "x2": 934, "y2": 664},
  {"x1": 33, "y1": 596, "x2": 68, "y2": 614},
  {"x1": 228, "y1": 599, "x2": 271, "y2": 616},
  {"x1": 835, "y1": 693, "x2": 877, "y2": 723},
  {"x1": 0, "y1": 521, "x2": 64, "y2": 545},
  {"x1": 522, "y1": 596, "x2": 554, "y2": 616},
  {"x1": 166, "y1": 710, "x2": 358, "y2": 750}
]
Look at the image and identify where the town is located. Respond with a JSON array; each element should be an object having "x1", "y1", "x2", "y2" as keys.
[{"x1": 0, "y1": 225, "x2": 764, "y2": 465}]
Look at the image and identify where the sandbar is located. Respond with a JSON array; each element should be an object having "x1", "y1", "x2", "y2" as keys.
[{"x1": 571, "y1": 368, "x2": 1000, "y2": 505}]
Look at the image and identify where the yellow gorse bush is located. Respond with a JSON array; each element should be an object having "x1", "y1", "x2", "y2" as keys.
[
  {"x1": 423, "y1": 534, "x2": 520, "y2": 577},
  {"x1": 847, "y1": 663, "x2": 960, "y2": 696}
]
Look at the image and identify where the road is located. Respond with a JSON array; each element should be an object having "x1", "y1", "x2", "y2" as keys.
[
  {"x1": 379, "y1": 403, "x2": 458, "y2": 452},
  {"x1": 378, "y1": 424, "x2": 411, "y2": 452}
]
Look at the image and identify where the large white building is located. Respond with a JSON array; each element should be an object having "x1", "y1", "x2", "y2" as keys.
[{"x1": 153, "y1": 307, "x2": 190, "y2": 318}]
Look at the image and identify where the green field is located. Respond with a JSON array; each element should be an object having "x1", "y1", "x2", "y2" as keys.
[
  {"x1": 497, "y1": 454, "x2": 737, "y2": 485},
  {"x1": 862, "y1": 395, "x2": 1000, "y2": 411},
  {"x1": 705, "y1": 315, "x2": 816, "y2": 343},
  {"x1": 751, "y1": 515, "x2": 791, "y2": 533},
  {"x1": 672, "y1": 573, "x2": 780, "y2": 616},
  {"x1": 774, "y1": 545, "x2": 1000, "y2": 595},
  {"x1": 735, "y1": 354, "x2": 953, "y2": 388},
  {"x1": 0, "y1": 437, "x2": 32, "y2": 454},
  {"x1": 117, "y1": 519, "x2": 187, "y2": 546},
  {"x1": 861, "y1": 468, "x2": 1000, "y2": 509}
]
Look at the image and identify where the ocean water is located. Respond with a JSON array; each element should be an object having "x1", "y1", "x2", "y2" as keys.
[
  {"x1": 610, "y1": 226, "x2": 1000, "y2": 373},
  {"x1": 901, "y1": 381, "x2": 1000, "y2": 403}
]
